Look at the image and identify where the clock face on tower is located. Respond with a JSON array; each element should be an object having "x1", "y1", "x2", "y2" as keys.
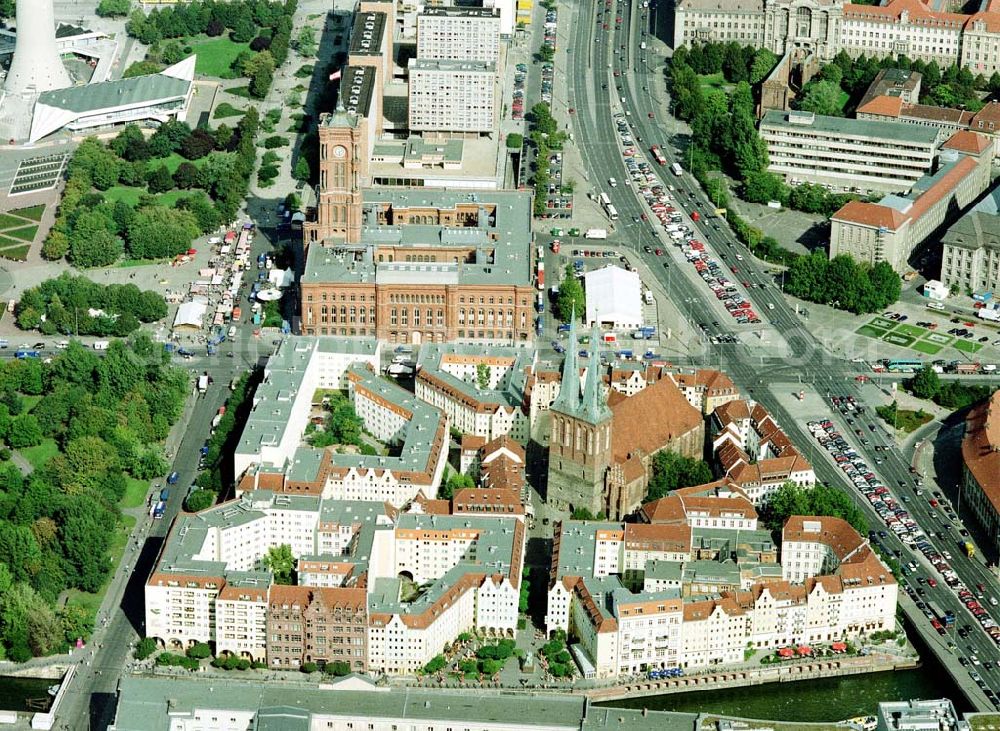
[{"x1": 333, "y1": 145, "x2": 347, "y2": 159}]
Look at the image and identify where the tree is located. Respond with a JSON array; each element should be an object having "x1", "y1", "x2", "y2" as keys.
[
  {"x1": 111, "y1": 124, "x2": 151, "y2": 162},
  {"x1": 476, "y1": 363, "x2": 492, "y2": 390},
  {"x1": 180, "y1": 128, "x2": 216, "y2": 160},
  {"x1": 172, "y1": 161, "x2": 201, "y2": 190},
  {"x1": 669, "y1": 64, "x2": 704, "y2": 122},
  {"x1": 554, "y1": 264, "x2": 585, "y2": 322},
  {"x1": 296, "y1": 26, "x2": 317, "y2": 56},
  {"x1": 176, "y1": 192, "x2": 222, "y2": 233},
  {"x1": 645, "y1": 451, "x2": 713, "y2": 501},
  {"x1": 186, "y1": 642, "x2": 212, "y2": 660},
  {"x1": 126, "y1": 206, "x2": 200, "y2": 260},
  {"x1": 263, "y1": 544, "x2": 295, "y2": 584},
  {"x1": 148, "y1": 119, "x2": 191, "y2": 156},
  {"x1": 69, "y1": 139, "x2": 120, "y2": 191},
  {"x1": 293, "y1": 157, "x2": 311, "y2": 183},
  {"x1": 325, "y1": 660, "x2": 351, "y2": 676},
  {"x1": 185, "y1": 489, "x2": 216, "y2": 513},
  {"x1": 146, "y1": 164, "x2": 174, "y2": 194},
  {"x1": 123, "y1": 60, "x2": 164, "y2": 79},
  {"x1": 440, "y1": 471, "x2": 474, "y2": 500},
  {"x1": 244, "y1": 51, "x2": 276, "y2": 99},
  {"x1": 69, "y1": 220, "x2": 123, "y2": 268},
  {"x1": 506, "y1": 132, "x2": 524, "y2": 149},
  {"x1": 135, "y1": 637, "x2": 158, "y2": 660},
  {"x1": 423, "y1": 655, "x2": 447, "y2": 674},
  {"x1": 796, "y1": 80, "x2": 845, "y2": 117},
  {"x1": 41, "y1": 231, "x2": 70, "y2": 261},
  {"x1": 908, "y1": 365, "x2": 942, "y2": 400},
  {"x1": 97, "y1": 0, "x2": 132, "y2": 17},
  {"x1": 749, "y1": 48, "x2": 778, "y2": 84},
  {"x1": 742, "y1": 170, "x2": 787, "y2": 204}
]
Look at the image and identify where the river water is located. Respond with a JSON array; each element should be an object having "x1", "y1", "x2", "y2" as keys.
[
  {"x1": 599, "y1": 664, "x2": 970, "y2": 722},
  {"x1": 0, "y1": 676, "x2": 54, "y2": 712}
]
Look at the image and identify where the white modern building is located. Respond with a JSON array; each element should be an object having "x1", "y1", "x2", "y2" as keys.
[
  {"x1": 417, "y1": 7, "x2": 501, "y2": 64},
  {"x1": 29, "y1": 56, "x2": 196, "y2": 143},
  {"x1": 546, "y1": 503, "x2": 897, "y2": 679},
  {"x1": 233, "y1": 336, "x2": 382, "y2": 477},
  {"x1": 407, "y1": 58, "x2": 498, "y2": 136},
  {"x1": 145, "y1": 489, "x2": 525, "y2": 675},
  {"x1": 759, "y1": 110, "x2": 940, "y2": 195},
  {"x1": 414, "y1": 343, "x2": 534, "y2": 442},
  {"x1": 584, "y1": 265, "x2": 644, "y2": 331}
]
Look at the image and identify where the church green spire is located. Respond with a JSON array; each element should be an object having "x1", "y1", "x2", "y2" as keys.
[
  {"x1": 550, "y1": 307, "x2": 580, "y2": 415},
  {"x1": 581, "y1": 323, "x2": 611, "y2": 424}
]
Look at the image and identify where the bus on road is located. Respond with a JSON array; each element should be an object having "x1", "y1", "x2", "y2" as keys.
[
  {"x1": 650, "y1": 145, "x2": 667, "y2": 166},
  {"x1": 885, "y1": 358, "x2": 924, "y2": 373}
]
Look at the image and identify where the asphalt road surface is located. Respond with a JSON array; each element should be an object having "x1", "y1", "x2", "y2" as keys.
[{"x1": 567, "y1": 0, "x2": 1000, "y2": 707}]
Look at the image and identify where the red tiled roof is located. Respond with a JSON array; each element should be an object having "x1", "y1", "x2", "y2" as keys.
[
  {"x1": 610, "y1": 376, "x2": 703, "y2": 464},
  {"x1": 963, "y1": 390, "x2": 1000, "y2": 517},
  {"x1": 943, "y1": 130, "x2": 992, "y2": 155},
  {"x1": 832, "y1": 200, "x2": 908, "y2": 231},
  {"x1": 857, "y1": 95, "x2": 904, "y2": 118}
]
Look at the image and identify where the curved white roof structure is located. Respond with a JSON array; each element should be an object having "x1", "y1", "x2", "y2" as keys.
[
  {"x1": 584, "y1": 265, "x2": 643, "y2": 331},
  {"x1": 29, "y1": 56, "x2": 196, "y2": 143}
]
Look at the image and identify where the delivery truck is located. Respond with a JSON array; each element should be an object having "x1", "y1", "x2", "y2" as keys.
[{"x1": 584, "y1": 229, "x2": 608, "y2": 239}]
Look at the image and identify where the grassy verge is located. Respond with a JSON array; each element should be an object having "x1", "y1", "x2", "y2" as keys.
[
  {"x1": 21, "y1": 438, "x2": 59, "y2": 470},
  {"x1": 4, "y1": 225, "x2": 38, "y2": 242},
  {"x1": 103, "y1": 187, "x2": 189, "y2": 208},
  {"x1": 0, "y1": 244, "x2": 29, "y2": 261},
  {"x1": 122, "y1": 478, "x2": 151, "y2": 510},
  {"x1": 11, "y1": 204, "x2": 45, "y2": 221},
  {"x1": 186, "y1": 36, "x2": 251, "y2": 78},
  {"x1": 0, "y1": 213, "x2": 25, "y2": 228},
  {"x1": 61, "y1": 513, "x2": 136, "y2": 625},
  {"x1": 954, "y1": 339, "x2": 984, "y2": 354},
  {"x1": 910, "y1": 340, "x2": 942, "y2": 355},
  {"x1": 894, "y1": 324, "x2": 926, "y2": 338},
  {"x1": 876, "y1": 402, "x2": 933, "y2": 433},
  {"x1": 856, "y1": 325, "x2": 887, "y2": 339}
]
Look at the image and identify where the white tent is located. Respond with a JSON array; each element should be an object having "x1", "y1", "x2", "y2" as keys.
[
  {"x1": 173, "y1": 300, "x2": 207, "y2": 331},
  {"x1": 584, "y1": 265, "x2": 643, "y2": 331}
]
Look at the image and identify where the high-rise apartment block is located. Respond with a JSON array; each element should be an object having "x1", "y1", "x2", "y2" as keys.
[
  {"x1": 417, "y1": 7, "x2": 501, "y2": 64},
  {"x1": 408, "y1": 58, "x2": 498, "y2": 135}
]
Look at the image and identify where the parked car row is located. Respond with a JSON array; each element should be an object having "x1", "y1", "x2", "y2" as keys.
[
  {"x1": 807, "y1": 416, "x2": 1000, "y2": 655},
  {"x1": 512, "y1": 64, "x2": 526, "y2": 121},
  {"x1": 680, "y1": 240, "x2": 761, "y2": 326}
]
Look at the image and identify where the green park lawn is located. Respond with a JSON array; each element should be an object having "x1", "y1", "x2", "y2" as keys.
[
  {"x1": 910, "y1": 340, "x2": 943, "y2": 355},
  {"x1": 103, "y1": 187, "x2": 189, "y2": 208},
  {"x1": 0, "y1": 213, "x2": 25, "y2": 229},
  {"x1": 122, "y1": 478, "x2": 151, "y2": 510},
  {"x1": 21, "y1": 438, "x2": 59, "y2": 471},
  {"x1": 869, "y1": 317, "x2": 897, "y2": 330},
  {"x1": 894, "y1": 323, "x2": 926, "y2": 338},
  {"x1": 882, "y1": 331, "x2": 915, "y2": 347},
  {"x1": 954, "y1": 339, "x2": 984, "y2": 354},
  {"x1": 4, "y1": 225, "x2": 38, "y2": 242},
  {"x1": 11, "y1": 204, "x2": 45, "y2": 221},
  {"x1": 699, "y1": 72, "x2": 728, "y2": 92},
  {"x1": 186, "y1": 36, "x2": 251, "y2": 78},
  {"x1": 0, "y1": 243, "x2": 29, "y2": 261},
  {"x1": 856, "y1": 325, "x2": 888, "y2": 339},
  {"x1": 155, "y1": 153, "x2": 206, "y2": 174}
]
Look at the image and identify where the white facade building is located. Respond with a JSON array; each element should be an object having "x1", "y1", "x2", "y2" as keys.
[
  {"x1": 408, "y1": 58, "x2": 498, "y2": 135},
  {"x1": 417, "y1": 7, "x2": 501, "y2": 64}
]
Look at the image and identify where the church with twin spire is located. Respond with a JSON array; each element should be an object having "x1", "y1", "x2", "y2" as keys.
[{"x1": 545, "y1": 313, "x2": 707, "y2": 519}]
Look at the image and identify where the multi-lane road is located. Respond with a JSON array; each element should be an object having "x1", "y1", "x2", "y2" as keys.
[{"x1": 564, "y1": 0, "x2": 1000, "y2": 707}]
